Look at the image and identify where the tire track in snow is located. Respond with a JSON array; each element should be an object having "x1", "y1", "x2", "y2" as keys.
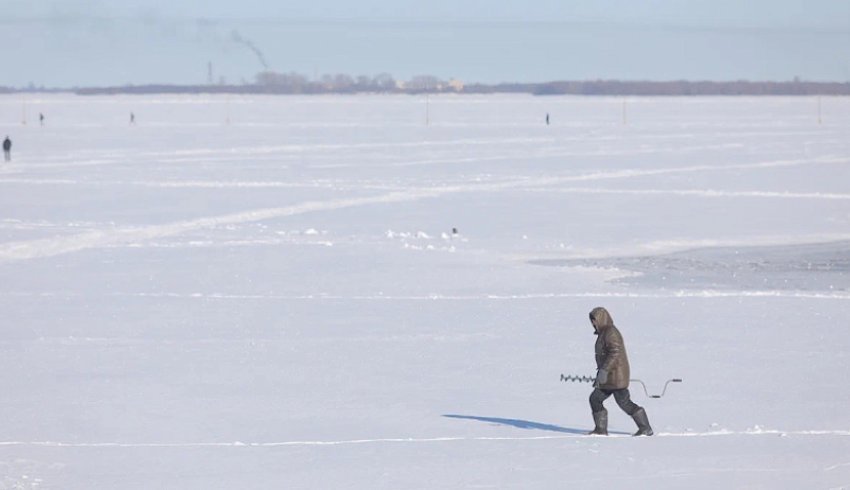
[
  {"x1": 2, "y1": 149, "x2": 845, "y2": 176},
  {"x1": 0, "y1": 190, "x2": 436, "y2": 263},
  {"x1": 3, "y1": 290, "x2": 849, "y2": 300},
  {"x1": 0, "y1": 155, "x2": 847, "y2": 263},
  {"x1": 0, "y1": 136, "x2": 560, "y2": 170},
  {"x1": 98, "y1": 290, "x2": 850, "y2": 301},
  {"x1": 824, "y1": 461, "x2": 850, "y2": 471},
  {"x1": 0, "y1": 429, "x2": 848, "y2": 449},
  {"x1": 0, "y1": 178, "x2": 399, "y2": 191},
  {"x1": 525, "y1": 187, "x2": 850, "y2": 200}
]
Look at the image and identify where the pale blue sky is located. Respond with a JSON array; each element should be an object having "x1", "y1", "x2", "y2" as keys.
[{"x1": 2, "y1": 0, "x2": 849, "y2": 87}]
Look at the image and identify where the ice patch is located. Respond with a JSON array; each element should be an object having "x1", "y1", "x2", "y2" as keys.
[{"x1": 530, "y1": 239, "x2": 850, "y2": 294}]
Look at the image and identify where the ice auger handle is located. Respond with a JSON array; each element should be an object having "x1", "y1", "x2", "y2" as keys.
[{"x1": 630, "y1": 378, "x2": 682, "y2": 398}]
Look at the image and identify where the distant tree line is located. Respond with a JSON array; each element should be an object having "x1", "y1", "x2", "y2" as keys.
[
  {"x1": 479, "y1": 79, "x2": 850, "y2": 96},
  {"x1": 6, "y1": 73, "x2": 849, "y2": 96},
  {"x1": 249, "y1": 72, "x2": 455, "y2": 93},
  {"x1": 254, "y1": 71, "x2": 396, "y2": 93},
  {"x1": 70, "y1": 72, "x2": 462, "y2": 96}
]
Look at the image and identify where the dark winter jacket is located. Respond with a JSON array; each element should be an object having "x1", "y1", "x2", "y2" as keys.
[
  {"x1": 2, "y1": 138, "x2": 10, "y2": 151},
  {"x1": 591, "y1": 307, "x2": 630, "y2": 390}
]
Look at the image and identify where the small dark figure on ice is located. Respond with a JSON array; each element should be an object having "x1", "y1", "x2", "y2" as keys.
[
  {"x1": 587, "y1": 307, "x2": 653, "y2": 436},
  {"x1": 2, "y1": 136, "x2": 11, "y2": 162},
  {"x1": 545, "y1": 113, "x2": 550, "y2": 125},
  {"x1": 39, "y1": 113, "x2": 44, "y2": 126}
]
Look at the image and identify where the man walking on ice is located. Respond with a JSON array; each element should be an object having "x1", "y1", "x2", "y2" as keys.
[
  {"x1": 3, "y1": 136, "x2": 11, "y2": 162},
  {"x1": 587, "y1": 307, "x2": 654, "y2": 436}
]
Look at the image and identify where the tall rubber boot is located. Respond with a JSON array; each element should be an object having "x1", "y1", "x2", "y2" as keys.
[
  {"x1": 631, "y1": 408, "x2": 654, "y2": 436},
  {"x1": 587, "y1": 410, "x2": 608, "y2": 436}
]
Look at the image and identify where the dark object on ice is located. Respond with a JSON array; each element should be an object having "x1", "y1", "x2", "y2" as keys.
[
  {"x1": 586, "y1": 307, "x2": 654, "y2": 436},
  {"x1": 2, "y1": 136, "x2": 10, "y2": 162},
  {"x1": 130, "y1": 112, "x2": 136, "y2": 125},
  {"x1": 452, "y1": 227, "x2": 458, "y2": 235},
  {"x1": 39, "y1": 113, "x2": 44, "y2": 126},
  {"x1": 545, "y1": 113, "x2": 550, "y2": 125}
]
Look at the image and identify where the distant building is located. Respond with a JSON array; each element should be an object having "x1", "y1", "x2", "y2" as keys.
[{"x1": 447, "y1": 79, "x2": 464, "y2": 92}]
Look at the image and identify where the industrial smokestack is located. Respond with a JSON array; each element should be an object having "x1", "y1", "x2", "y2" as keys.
[{"x1": 230, "y1": 30, "x2": 269, "y2": 70}]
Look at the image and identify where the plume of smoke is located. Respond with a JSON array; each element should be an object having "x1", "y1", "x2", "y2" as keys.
[{"x1": 230, "y1": 30, "x2": 269, "y2": 70}]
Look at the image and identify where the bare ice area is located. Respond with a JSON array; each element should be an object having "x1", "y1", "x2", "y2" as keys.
[
  {"x1": 1, "y1": 94, "x2": 849, "y2": 488},
  {"x1": 531, "y1": 240, "x2": 850, "y2": 294}
]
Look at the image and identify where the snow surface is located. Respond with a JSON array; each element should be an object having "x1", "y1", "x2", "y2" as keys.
[{"x1": 1, "y1": 94, "x2": 849, "y2": 489}]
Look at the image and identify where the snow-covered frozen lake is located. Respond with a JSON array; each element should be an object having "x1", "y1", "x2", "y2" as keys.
[{"x1": 1, "y1": 94, "x2": 849, "y2": 488}]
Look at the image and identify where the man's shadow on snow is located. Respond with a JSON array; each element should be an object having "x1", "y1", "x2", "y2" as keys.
[{"x1": 443, "y1": 414, "x2": 629, "y2": 435}]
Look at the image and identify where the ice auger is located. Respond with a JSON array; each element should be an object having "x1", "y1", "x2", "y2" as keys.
[{"x1": 560, "y1": 373, "x2": 682, "y2": 398}]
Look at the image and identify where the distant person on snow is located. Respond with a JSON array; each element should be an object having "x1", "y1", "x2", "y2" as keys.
[
  {"x1": 587, "y1": 307, "x2": 654, "y2": 436},
  {"x1": 546, "y1": 113, "x2": 550, "y2": 125},
  {"x1": 2, "y1": 136, "x2": 11, "y2": 162},
  {"x1": 130, "y1": 112, "x2": 136, "y2": 125},
  {"x1": 39, "y1": 113, "x2": 44, "y2": 126}
]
